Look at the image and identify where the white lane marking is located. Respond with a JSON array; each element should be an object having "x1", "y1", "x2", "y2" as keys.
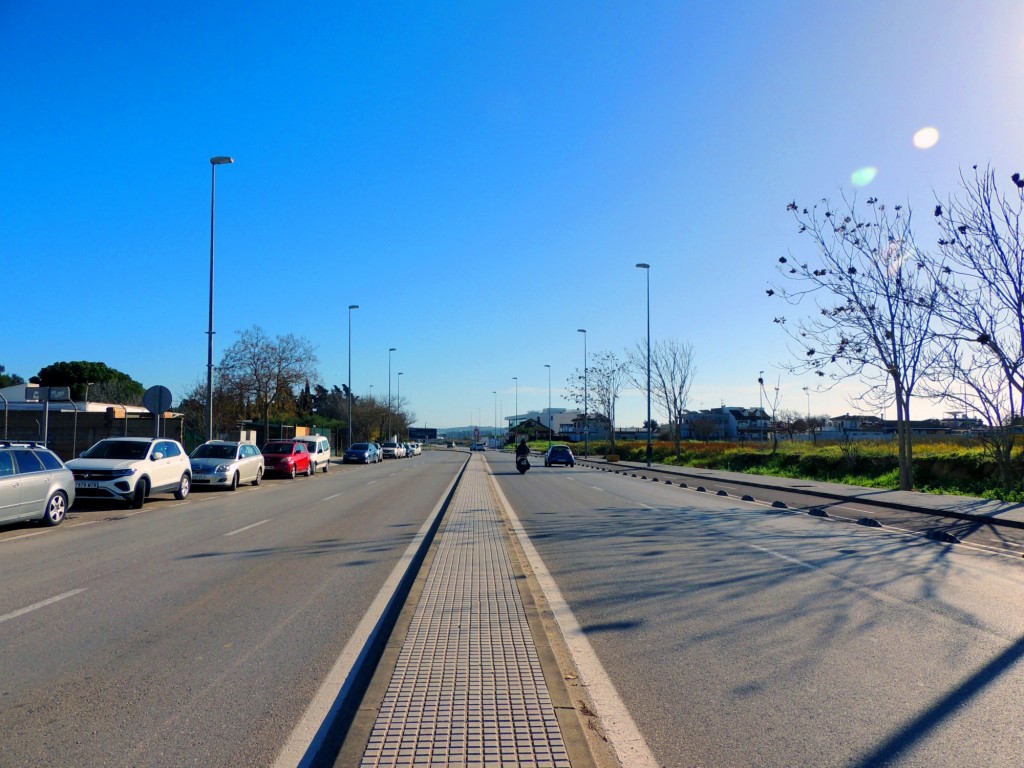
[
  {"x1": 322, "y1": 493, "x2": 342, "y2": 501},
  {"x1": 273, "y1": 463, "x2": 464, "y2": 768},
  {"x1": 746, "y1": 543, "x2": 818, "y2": 571},
  {"x1": 490, "y1": 477, "x2": 661, "y2": 768},
  {"x1": 224, "y1": 520, "x2": 270, "y2": 537},
  {"x1": 589, "y1": 486, "x2": 607, "y2": 492},
  {"x1": 0, "y1": 588, "x2": 87, "y2": 624},
  {"x1": 366, "y1": 480, "x2": 378, "y2": 486}
]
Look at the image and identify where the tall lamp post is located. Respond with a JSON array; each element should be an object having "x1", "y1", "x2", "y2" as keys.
[
  {"x1": 578, "y1": 328, "x2": 588, "y2": 457},
  {"x1": 636, "y1": 262, "x2": 652, "y2": 467},
  {"x1": 206, "y1": 155, "x2": 234, "y2": 441},
  {"x1": 492, "y1": 390, "x2": 497, "y2": 447},
  {"x1": 388, "y1": 347, "x2": 396, "y2": 439},
  {"x1": 397, "y1": 372, "x2": 404, "y2": 439},
  {"x1": 512, "y1": 377, "x2": 518, "y2": 442},
  {"x1": 758, "y1": 370, "x2": 764, "y2": 442},
  {"x1": 544, "y1": 364, "x2": 552, "y2": 450},
  {"x1": 347, "y1": 305, "x2": 359, "y2": 447}
]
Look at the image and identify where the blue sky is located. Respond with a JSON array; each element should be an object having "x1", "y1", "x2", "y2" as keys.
[{"x1": 3, "y1": 1, "x2": 1023, "y2": 429}]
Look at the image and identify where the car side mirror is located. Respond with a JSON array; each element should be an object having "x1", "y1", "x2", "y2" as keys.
[{"x1": 152, "y1": 452, "x2": 164, "y2": 461}]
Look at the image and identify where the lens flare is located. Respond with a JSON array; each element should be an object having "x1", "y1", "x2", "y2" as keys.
[
  {"x1": 851, "y1": 166, "x2": 878, "y2": 187},
  {"x1": 913, "y1": 127, "x2": 940, "y2": 149}
]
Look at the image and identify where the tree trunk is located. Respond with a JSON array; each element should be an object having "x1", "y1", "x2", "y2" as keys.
[{"x1": 893, "y1": 385, "x2": 913, "y2": 491}]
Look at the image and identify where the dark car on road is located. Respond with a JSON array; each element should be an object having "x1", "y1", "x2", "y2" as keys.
[{"x1": 544, "y1": 444, "x2": 575, "y2": 467}]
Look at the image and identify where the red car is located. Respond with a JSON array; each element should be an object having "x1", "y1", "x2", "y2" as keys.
[{"x1": 261, "y1": 440, "x2": 312, "y2": 478}]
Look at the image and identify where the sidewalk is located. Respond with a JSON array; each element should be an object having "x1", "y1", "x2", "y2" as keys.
[
  {"x1": 576, "y1": 456, "x2": 1024, "y2": 530},
  {"x1": 354, "y1": 455, "x2": 577, "y2": 768}
]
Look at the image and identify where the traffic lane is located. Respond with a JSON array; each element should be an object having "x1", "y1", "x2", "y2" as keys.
[
  {"x1": 493, "y1": 455, "x2": 1024, "y2": 768},
  {"x1": 0, "y1": 456, "x2": 381, "y2": 542},
  {"x1": 579, "y1": 459, "x2": 1024, "y2": 555},
  {"x1": 0, "y1": 451, "x2": 464, "y2": 768}
]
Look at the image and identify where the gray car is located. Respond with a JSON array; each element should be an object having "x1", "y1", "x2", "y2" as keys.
[
  {"x1": 189, "y1": 440, "x2": 264, "y2": 490},
  {"x1": 0, "y1": 442, "x2": 75, "y2": 527}
]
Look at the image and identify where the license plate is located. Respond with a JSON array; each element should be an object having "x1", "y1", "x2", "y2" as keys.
[
  {"x1": 193, "y1": 475, "x2": 210, "y2": 482},
  {"x1": 76, "y1": 481, "x2": 99, "y2": 489}
]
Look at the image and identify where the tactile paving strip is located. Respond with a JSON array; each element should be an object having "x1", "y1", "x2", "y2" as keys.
[{"x1": 360, "y1": 457, "x2": 571, "y2": 767}]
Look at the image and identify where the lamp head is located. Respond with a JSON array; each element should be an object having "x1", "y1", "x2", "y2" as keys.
[
  {"x1": 210, "y1": 156, "x2": 234, "y2": 165},
  {"x1": 635, "y1": 262, "x2": 650, "y2": 269}
]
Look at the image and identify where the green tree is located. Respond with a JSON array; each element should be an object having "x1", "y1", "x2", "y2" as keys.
[
  {"x1": 0, "y1": 365, "x2": 25, "y2": 388},
  {"x1": 33, "y1": 361, "x2": 144, "y2": 403}
]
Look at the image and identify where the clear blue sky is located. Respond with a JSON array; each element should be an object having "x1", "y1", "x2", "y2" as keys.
[{"x1": 3, "y1": 1, "x2": 1023, "y2": 429}]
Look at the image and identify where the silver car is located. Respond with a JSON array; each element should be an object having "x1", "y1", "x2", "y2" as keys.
[
  {"x1": 189, "y1": 440, "x2": 264, "y2": 490},
  {"x1": 0, "y1": 442, "x2": 75, "y2": 527}
]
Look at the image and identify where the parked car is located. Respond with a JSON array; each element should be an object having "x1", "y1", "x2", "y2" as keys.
[
  {"x1": 0, "y1": 442, "x2": 75, "y2": 527},
  {"x1": 343, "y1": 442, "x2": 380, "y2": 464},
  {"x1": 544, "y1": 444, "x2": 576, "y2": 467},
  {"x1": 470, "y1": 442, "x2": 486, "y2": 451},
  {"x1": 381, "y1": 441, "x2": 405, "y2": 459},
  {"x1": 261, "y1": 440, "x2": 311, "y2": 478},
  {"x1": 408, "y1": 442, "x2": 422, "y2": 456},
  {"x1": 189, "y1": 440, "x2": 264, "y2": 490},
  {"x1": 294, "y1": 435, "x2": 331, "y2": 473},
  {"x1": 67, "y1": 437, "x2": 192, "y2": 508}
]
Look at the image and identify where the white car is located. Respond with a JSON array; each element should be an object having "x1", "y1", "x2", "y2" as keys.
[
  {"x1": 67, "y1": 437, "x2": 192, "y2": 508},
  {"x1": 381, "y1": 441, "x2": 405, "y2": 459},
  {"x1": 294, "y1": 435, "x2": 331, "y2": 473}
]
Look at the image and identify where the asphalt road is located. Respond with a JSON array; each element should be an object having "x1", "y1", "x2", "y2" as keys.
[
  {"x1": 0, "y1": 450, "x2": 465, "y2": 768},
  {"x1": 490, "y1": 451, "x2": 1024, "y2": 768}
]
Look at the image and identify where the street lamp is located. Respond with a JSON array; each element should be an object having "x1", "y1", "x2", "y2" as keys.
[
  {"x1": 636, "y1": 262, "x2": 652, "y2": 467},
  {"x1": 347, "y1": 304, "x2": 359, "y2": 447},
  {"x1": 758, "y1": 370, "x2": 764, "y2": 442},
  {"x1": 512, "y1": 377, "x2": 518, "y2": 442},
  {"x1": 388, "y1": 347, "x2": 396, "y2": 439},
  {"x1": 206, "y1": 155, "x2": 234, "y2": 441},
  {"x1": 803, "y1": 386, "x2": 811, "y2": 420},
  {"x1": 492, "y1": 390, "x2": 497, "y2": 447},
  {"x1": 397, "y1": 372, "x2": 404, "y2": 439},
  {"x1": 578, "y1": 328, "x2": 588, "y2": 457},
  {"x1": 544, "y1": 364, "x2": 552, "y2": 450}
]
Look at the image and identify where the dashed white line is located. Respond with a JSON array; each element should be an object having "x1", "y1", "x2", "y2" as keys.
[
  {"x1": 1, "y1": 588, "x2": 87, "y2": 624},
  {"x1": 366, "y1": 480, "x2": 378, "y2": 486},
  {"x1": 322, "y1": 493, "x2": 342, "y2": 501},
  {"x1": 224, "y1": 519, "x2": 270, "y2": 537}
]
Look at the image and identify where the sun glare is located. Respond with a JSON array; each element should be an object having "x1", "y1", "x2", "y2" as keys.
[
  {"x1": 913, "y1": 126, "x2": 940, "y2": 149},
  {"x1": 851, "y1": 166, "x2": 878, "y2": 187}
]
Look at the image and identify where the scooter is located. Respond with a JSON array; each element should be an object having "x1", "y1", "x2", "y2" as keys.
[{"x1": 516, "y1": 455, "x2": 530, "y2": 474}]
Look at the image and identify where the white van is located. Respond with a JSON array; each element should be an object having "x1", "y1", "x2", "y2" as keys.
[{"x1": 294, "y1": 435, "x2": 331, "y2": 473}]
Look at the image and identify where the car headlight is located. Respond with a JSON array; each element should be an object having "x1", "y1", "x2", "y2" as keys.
[
  {"x1": 111, "y1": 468, "x2": 137, "y2": 478},
  {"x1": 214, "y1": 463, "x2": 231, "y2": 473}
]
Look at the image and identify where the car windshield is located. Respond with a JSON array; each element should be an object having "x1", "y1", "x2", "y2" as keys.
[
  {"x1": 349, "y1": 443, "x2": 369, "y2": 451},
  {"x1": 262, "y1": 443, "x2": 293, "y2": 454},
  {"x1": 383, "y1": 442, "x2": 398, "y2": 448},
  {"x1": 192, "y1": 444, "x2": 237, "y2": 459},
  {"x1": 83, "y1": 440, "x2": 150, "y2": 460}
]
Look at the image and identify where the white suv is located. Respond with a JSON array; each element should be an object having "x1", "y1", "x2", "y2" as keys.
[{"x1": 67, "y1": 437, "x2": 192, "y2": 508}]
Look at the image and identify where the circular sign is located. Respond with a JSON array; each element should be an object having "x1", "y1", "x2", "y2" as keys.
[{"x1": 142, "y1": 385, "x2": 173, "y2": 415}]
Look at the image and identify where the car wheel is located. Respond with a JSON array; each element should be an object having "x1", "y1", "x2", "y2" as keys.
[
  {"x1": 42, "y1": 491, "x2": 67, "y2": 526},
  {"x1": 131, "y1": 480, "x2": 148, "y2": 509},
  {"x1": 229, "y1": 472, "x2": 239, "y2": 491},
  {"x1": 289, "y1": 465, "x2": 296, "y2": 479},
  {"x1": 305, "y1": 462, "x2": 313, "y2": 477},
  {"x1": 174, "y1": 473, "x2": 191, "y2": 500},
  {"x1": 322, "y1": 460, "x2": 329, "y2": 473},
  {"x1": 252, "y1": 467, "x2": 263, "y2": 486}
]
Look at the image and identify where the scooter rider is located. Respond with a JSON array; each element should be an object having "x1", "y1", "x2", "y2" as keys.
[{"x1": 515, "y1": 438, "x2": 530, "y2": 459}]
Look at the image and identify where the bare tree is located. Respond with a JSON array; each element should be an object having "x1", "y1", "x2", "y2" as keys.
[
  {"x1": 772, "y1": 195, "x2": 945, "y2": 489},
  {"x1": 566, "y1": 351, "x2": 628, "y2": 453},
  {"x1": 218, "y1": 326, "x2": 319, "y2": 438},
  {"x1": 626, "y1": 339, "x2": 696, "y2": 457}
]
